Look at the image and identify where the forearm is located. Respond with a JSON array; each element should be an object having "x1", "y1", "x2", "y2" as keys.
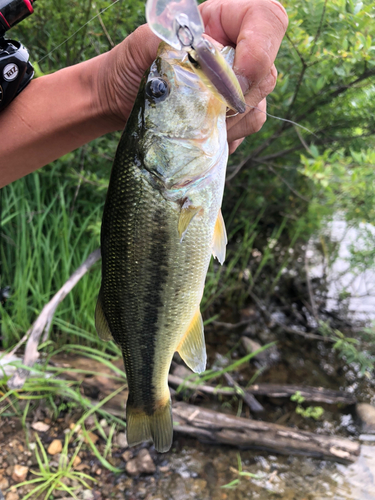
[{"x1": 0, "y1": 52, "x2": 121, "y2": 188}]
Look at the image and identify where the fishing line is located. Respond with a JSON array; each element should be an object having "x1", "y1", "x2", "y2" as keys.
[
  {"x1": 37, "y1": 0, "x2": 122, "y2": 64},
  {"x1": 228, "y1": 104, "x2": 318, "y2": 139}
]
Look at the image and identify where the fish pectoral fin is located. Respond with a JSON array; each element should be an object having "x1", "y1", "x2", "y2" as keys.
[
  {"x1": 178, "y1": 202, "x2": 203, "y2": 242},
  {"x1": 95, "y1": 290, "x2": 114, "y2": 342},
  {"x1": 126, "y1": 398, "x2": 173, "y2": 453},
  {"x1": 177, "y1": 309, "x2": 206, "y2": 374},
  {"x1": 212, "y1": 208, "x2": 227, "y2": 265}
]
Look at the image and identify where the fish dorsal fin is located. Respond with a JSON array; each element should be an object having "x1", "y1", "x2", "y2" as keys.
[
  {"x1": 212, "y1": 209, "x2": 227, "y2": 264},
  {"x1": 95, "y1": 290, "x2": 114, "y2": 342},
  {"x1": 178, "y1": 200, "x2": 203, "y2": 242},
  {"x1": 177, "y1": 309, "x2": 206, "y2": 374}
]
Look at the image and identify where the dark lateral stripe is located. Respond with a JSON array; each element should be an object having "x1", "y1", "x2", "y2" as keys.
[{"x1": 138, "y1": 207, "x2": 169, "y2": 415}]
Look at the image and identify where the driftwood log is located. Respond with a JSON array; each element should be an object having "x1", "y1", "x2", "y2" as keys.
[
  {"x1": 1, "y1": 352, "x2": 361, "y2": 464},
  {"x1": 172, "y1": 402, "x2": 360, "y2": 463},
  {"x1": 168, "y1": 374, "x2": 356, "y2": 406},
  {"x1": 7, "y1": 249, "x2": 101, "y2": 389}
]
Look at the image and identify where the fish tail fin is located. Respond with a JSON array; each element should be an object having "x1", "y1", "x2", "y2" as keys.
[{"x1": 126, "y1": 398, "x2": 173, "y2": 453}]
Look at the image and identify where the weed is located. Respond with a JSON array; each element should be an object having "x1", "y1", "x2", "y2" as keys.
[
  {"x1": 221, "y1": 453, "x2": 261, "y2": 489},
  {"x1": 291, "y1": 391, "x2": 324, "y2": 421},
  {"x1": 319, "y1": 322, "x2": 374, "y2": 375},
  {"x1": 14, "y1": 433, "x2": 96, "y2": 500}
]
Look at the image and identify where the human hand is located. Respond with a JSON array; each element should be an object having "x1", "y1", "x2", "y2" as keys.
[{"x1": 97, "y1": 0, "x2": 288, "y2": 153}]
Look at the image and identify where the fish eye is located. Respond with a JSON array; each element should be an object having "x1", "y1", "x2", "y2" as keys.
[{"x1": 146, "y1": 78, "x2": 169, "y2": 101}]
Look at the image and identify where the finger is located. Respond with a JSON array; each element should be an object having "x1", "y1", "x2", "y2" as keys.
[
  {"x1": 228, "y1": 138, "x2": 245, "y2": 155},
  {"x1": 227, "y1": 98, "x2": 267, "y2": 143},
  {"x1": 200, "y1": 0, "x2": 288, "y2": 94}
]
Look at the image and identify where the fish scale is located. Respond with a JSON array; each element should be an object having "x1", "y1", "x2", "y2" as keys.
[{"x1": 96, "y1": 42, "x2": 233, "y2": 452}]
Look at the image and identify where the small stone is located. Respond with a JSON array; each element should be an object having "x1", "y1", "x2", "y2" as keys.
[
  {"x1": 137, "y1": 487, "x2": 147, "y2": 499},
  {"x1": 356, "y1": 403, "x2": 375, "y2": 433},
  {"x1": 192, "y1": 479, "x2": 207, "y2": 491},
  {"x1": 81, "y1": 490, "x2": 94, "y2": 500},
  {"x1": 12, "y1": 464, "x2": 29, "y2": 483},
  {"x1": 115, "y1": 433, "x2": 128, "y2": 448},
  {"x1": 122, "y1": 451, "x2": 132, "y2": 462},
  {"x1": 137, "y1": 449, "x2": 155, "y2": 473},
  {"x1": 241, "y1": 337, "x2": 262, "y2": 355},
  {"x1": 84, "y1": 432, "x2": 99, "y2": 444},
  {"x1": 99, "y1": 419, "x2": 108, "y2": 428},
  {"x1": 47, "y1": 439, "x2": 63, "y2": 455},
  {"x1": 126, "y1": 459, "x2": 138, "y2": 476},
  {"x1": 159, "y1": 465, "x2": 169, "y2": 472},
  {"x1": 31, "y1": 421, "x2": 50, "y2": 433},
  {"x1": 126, "y1": 449, "x2": 156, "y2": 476},
  {"x1": 69, "y1": 423, "x2": 81, "y2": 433},
  {"x1": 72, "y1": 456, "x2": 82, "y2": 468},
  {"x1": 84, "y1": 415, "x2": 95, "y2": 427},
  {"x1": 5, "y1": 466, "x2": 13, "y2": 476},
  {"x1": 75, "y1": 463, "x2": 91, "y2": 471},
  {"x1": 5, "y1": 493, "x2": 19, "y2": 500},
  {"x1": 0, "y1": 476, "x2": 9, "y2": 490},
  {"x1": 6, "y1": 455, "x2": 17, "y2": 466}
]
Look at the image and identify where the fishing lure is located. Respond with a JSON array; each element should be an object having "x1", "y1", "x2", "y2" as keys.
[{"x1": 146, "y1": 0, "x2": 246, "y2": 114}]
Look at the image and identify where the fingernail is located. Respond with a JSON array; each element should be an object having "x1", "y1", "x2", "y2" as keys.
[{"x1": 235, "y1": 73, "x2": 251, "y2": 95}]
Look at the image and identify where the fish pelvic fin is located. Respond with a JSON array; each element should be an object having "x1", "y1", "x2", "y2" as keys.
[
  {"x1": 95, "y1": 289, "x2": 114, "y2": 342},
  {"x1": 177, "y1": 309, "x2": 206, "y2": 374},
  {"x1": 178, "y1": 200, "x2": 203, "y2": 242},
  {"x1": 126, "y1": 398, "x2": 173, "y2": 453},
  {"x1": 212, "y1": 208, "x2": 227, "y2": 265}
]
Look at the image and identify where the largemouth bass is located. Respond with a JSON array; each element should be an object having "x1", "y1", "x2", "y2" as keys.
[{"x1": 96, "y1": 42, "x2": 233, "y2": 452}]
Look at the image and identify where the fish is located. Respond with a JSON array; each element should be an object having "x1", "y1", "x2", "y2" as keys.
[{"x1": 95, "y1": 41, "x2": 235, "y2": 452}]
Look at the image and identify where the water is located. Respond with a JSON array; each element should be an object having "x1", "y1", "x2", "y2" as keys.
[{"x1": 309, "y1": 219, "x2": 375, "y2": 323}]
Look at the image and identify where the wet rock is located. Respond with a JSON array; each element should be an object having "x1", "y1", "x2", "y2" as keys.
[
  {"x1": 11, "y1": 464, "x2": 29, "y2": 483},
  {"x1": 356, "y1": 403, "x2": 375, "y2": 433},
  {"x1": 126, "y1": 449, "x2": 156, "y2": 476},
  {"x1": 31, "y1": 421, "x2": 50, "y2": 433},
  {"x1": 115, "y1": 433, "x2": 128, "y2": 448}
]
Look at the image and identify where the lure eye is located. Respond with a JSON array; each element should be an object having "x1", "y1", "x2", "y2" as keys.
[{"x1": 146, "y1": 78, "x2": 169, "y2": 101}]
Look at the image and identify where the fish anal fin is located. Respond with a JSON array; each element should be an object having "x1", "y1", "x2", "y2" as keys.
[
  {"x1": 177, "y1": 309, "x2": 206, "y2": 374},
  {"x1": 126, "y1": 398, "x2": 173, "y2": 453},
  {"x1": 212, "y1": 208, "x2": 227, "y2": 265},
  {"x1": 95, "y1": 290, "x2": 114, "y2": 342},
  {"x1": 178, "y1": 200, "x2": 203, "y2": 241}
]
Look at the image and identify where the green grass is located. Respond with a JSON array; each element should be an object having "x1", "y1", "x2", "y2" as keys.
[
  {"x1": 14, "y1": 433, "x2": 96, "y2": 500},
  {"x1": 1, "y1": 165, "x2": 104, "y2": 347}
]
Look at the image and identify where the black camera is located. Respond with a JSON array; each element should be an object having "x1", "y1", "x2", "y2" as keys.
[{"x1": 0, "y1": 0, "x2": 36, "y2": 111}]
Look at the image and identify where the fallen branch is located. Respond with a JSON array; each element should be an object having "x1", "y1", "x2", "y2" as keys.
[
  {"x1": 168, "y1": 374, "x2": 356, "y2": 406},
  {"x1": 172, "y1": 402, "x2": 360, "y2": 463},
  {"x1": 7, "y1": 249, "x2": 101, "y2": 389}
]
